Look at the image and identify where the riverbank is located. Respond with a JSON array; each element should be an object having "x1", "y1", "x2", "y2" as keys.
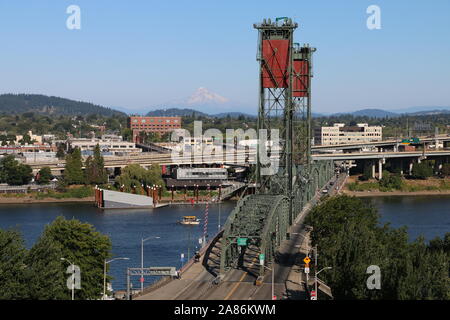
[
  {"x1": 342, "y1": 176, "x2": 450, "y2": 197},
  {"x1": 342, "y1": 189, "x2": 450, "y2": 197},
  {"x1": 0, "y1": 196, "x2": 94, "y2": 204}
]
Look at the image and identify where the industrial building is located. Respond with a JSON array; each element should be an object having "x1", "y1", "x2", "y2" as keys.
[
  {"x1": 68, "y1": 135, "x2": 141, "y2": 156},
  {"x1": 314, "y1": 123, "x2": 382, "y2": 146}
]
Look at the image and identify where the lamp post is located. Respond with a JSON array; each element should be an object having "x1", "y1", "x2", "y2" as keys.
[
  {"x1": 141, "y1": 236, "x2": 160, "y2": 292},
  {"x1": 262, "y1": 264, "x2": 275, "y2": 300},
  {"x1": 60, "y1": 257, "x2": 75, "y2": 300},
  {"x1": 103, "y1": 257, "x2": 129, "y2": 300},
  {"x1": 314, "y1": 265, "x2": 332, "y2": 300}
]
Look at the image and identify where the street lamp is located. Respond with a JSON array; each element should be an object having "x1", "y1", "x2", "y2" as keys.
[
  {"x1": 103, "y1": 257, "x2": 130, "y2": 300},
  {"x1": 61, "y1": 257, "x2": 75, "y2": 300},
  {"x1": 141, "y1": 236, "x2": 160, "y2": 292},
  {"x1": 314, "y1": 267, "x2": 332, "y2": 300}
]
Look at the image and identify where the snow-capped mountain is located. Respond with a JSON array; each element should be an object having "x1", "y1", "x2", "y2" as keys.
[{"x1": 186, "y1": 87, "x2": 229, "y2": 105}]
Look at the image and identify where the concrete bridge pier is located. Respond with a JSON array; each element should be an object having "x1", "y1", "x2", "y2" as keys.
[
  {"x1": 371, "y1": 161, "x2": 376, "y2": 179},
  {"x1": 409, "y1": 160, "x2": 414, "y2": 175},
  {"x1": 378, "y1": 158, "x2": 385, "y2": 180}
]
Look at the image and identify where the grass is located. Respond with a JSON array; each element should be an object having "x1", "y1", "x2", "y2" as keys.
[
  {"x1": 33, "y1": 186, "x2": 94, "y2": 200},
  {"x1": 348, "y1": 177, "x2": 450, "y2": 193}
]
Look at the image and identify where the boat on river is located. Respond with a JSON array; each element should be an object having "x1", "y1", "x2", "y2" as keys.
[{"x1": 178, "y1": 216, "x2": 200, "y2": 225}]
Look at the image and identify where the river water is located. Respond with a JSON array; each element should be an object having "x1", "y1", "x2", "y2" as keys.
[
  {"x1": 0, "y1": 195, "x2": 449, "y2": 291},
  {"x1": 0, "y1": 201, "x2": 236, "y2": 291}
]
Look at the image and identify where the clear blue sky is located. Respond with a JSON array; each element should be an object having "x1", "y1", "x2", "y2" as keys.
[{"x1": 0, "y1": 0, "x2": 449, "y2": 114}]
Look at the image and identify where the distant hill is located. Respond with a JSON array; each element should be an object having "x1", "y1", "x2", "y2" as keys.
[
  {"x1": 350, "y1": 109, "x2": 397, "y2": 118},
  {"x1": 324, "y1": 107, "x2": 450, "y2": 118},
  {"x1": 146, "y1": 108, "x2": 256, "y2": 118},
  {"x1": 146, "y1": 108, "x2": 210, "y2": 117},
  {"x1": 0, "y1": 94, "x2": 125, "y2": 117}
]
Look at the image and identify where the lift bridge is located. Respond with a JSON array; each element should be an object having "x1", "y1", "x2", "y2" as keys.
[{"x1": 217, "y1": 18, "x2": 334, "y2": 280}]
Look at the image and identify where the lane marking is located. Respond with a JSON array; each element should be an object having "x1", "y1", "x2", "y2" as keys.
[{"x1": 224, "y1": 256, "x2": 258, "y2": 300}]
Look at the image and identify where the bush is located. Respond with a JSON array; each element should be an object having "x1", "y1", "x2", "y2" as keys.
[{"x1": 411, "y1": 161, "x2": 434, "y2": 179}]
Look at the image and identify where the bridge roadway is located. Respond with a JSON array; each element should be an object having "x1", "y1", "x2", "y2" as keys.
[
  {"x1": 311, "y1": 135, "x2": 450, "y2": 151},
  {"x1": 28, "y1": 149, "x2": 450, "y2": 173},
  {"x1": 135, "y1": 173, "x2": 345, "y2": 300},
  {"x1": 312, "y1": 149, "x2": 450, "y2": 161}
]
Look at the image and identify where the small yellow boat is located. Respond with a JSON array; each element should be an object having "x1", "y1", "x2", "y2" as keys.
[{"x1": 178, "y1": 216, "x2": 201, "y2": 225}]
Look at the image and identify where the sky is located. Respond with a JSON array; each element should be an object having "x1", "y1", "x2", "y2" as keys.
[{"x1": 0, "y1": 0, "x2": 449, "y2": 114}]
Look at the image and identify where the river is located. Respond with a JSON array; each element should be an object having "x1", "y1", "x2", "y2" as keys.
[
  {"x1": 0, "y1": 195, "x2": 449, "y2": 291},
  {"x1": 0, "y1": 201, "x2": 236, "y2": 291}
]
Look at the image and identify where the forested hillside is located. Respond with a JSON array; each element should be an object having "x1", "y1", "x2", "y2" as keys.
[{"x1": 0, "y1": 94, "x2": 125, "y2": 117}]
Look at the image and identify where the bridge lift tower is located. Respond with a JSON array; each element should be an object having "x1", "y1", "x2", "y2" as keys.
[
  {"x1": 218, "y1": 18, "x2": 325, "y2": 281},
  {"x1": 254, "y1": 17, "x2": 315, "y2": 224}
]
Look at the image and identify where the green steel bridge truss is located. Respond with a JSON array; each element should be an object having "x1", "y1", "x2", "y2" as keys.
[{"x1": 219, "y1": 160, "x2": 334, "y2": 277}]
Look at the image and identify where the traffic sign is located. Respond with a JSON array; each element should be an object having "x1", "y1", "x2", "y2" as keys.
[
  {"x1": 303, "y1": 257, "x2": 311, "y2": 264},
  {"x1": 259, "y1": 254, "x2": 265, "y2": 260},
  {"x1": 310, "y1": 290, "x2": 317, "y2": 300},
  {"x1": 237, "y1": 238, "x2": 248, "y2": 246},
  {"x1": 272, "y1": 295, "x2": 277, "y2": 300},
  {"x1": 140, "y1": 277, "x2": 144, "y2": 283},
  {"x1": 304, "y1": 267, "x2": 310, "y2": 274}
]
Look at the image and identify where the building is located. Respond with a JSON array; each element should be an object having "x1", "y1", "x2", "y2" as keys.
[
  {"x1": 314, "y1": 123, "x2": 382, "y2": 146},
  {"x1": 127, "y1": 116, "x2": 182, "y2": 142},
  {"x1": 14, "y1": 131, "x2": 43, "y2": 144},
  {"x1": 68, "y1": 135, "x2": 141, "y2": 156}
]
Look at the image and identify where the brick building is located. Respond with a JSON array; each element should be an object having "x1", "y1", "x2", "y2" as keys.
[{"x1": 127, "y1": 116, "x2": 182, "y2": 143}]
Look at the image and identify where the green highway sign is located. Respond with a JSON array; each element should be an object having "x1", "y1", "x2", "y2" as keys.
[
  {"x1": 237, "y1": 238, "x2": 248, "y2": 246},
  {"x1": 259, "y1": 254, "x2": 265, "y2": 261}
]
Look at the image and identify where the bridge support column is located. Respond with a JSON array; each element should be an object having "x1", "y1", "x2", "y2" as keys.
[
  {"x1": 371, "y1": 162, "x2": 376, "y2": 179},
  {"x1": 378, "y1": 159, "x2": 383, "y2": 180}
]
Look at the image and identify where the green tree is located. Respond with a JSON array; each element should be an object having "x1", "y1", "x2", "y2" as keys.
[
  {"x1": 379, "y1": 171, "x2": 403, "y2": 191},
  {"x1": 64, "y1": 147, "x2": 85, "y2": 185},
  {"x1": 0, "y1": 229, "x2": 29, "y2": 299},
  {"x1": 115, "y1": 164, "x2": 164, "y2": 193},
  {"x1": 0, "y1": 155, "x2": 33, "y2": 185},
  {"x1": 34, "y1": 216, "x2": 112, "y2": 300},
  {"x1": 441, "y1": 163, "x2": 450, "y2": 177},
  {"x1": 37, "y1": 167, "x2": 52, "y2": 185},
  {"x1": 411, "y1": 161, "x2": 434, "y2": 179},
  {"x1": 25, "y1": 234, "x2": 67, "y2": 299},
  {"x1": 85, "y1": 144, "x2": 107, "y2": 185},
  {"x1": 56, "y1": 144, "x2": 65, "y2": 160},
  {"x1": 305, "y1": 195, "x2": 450, "y2": 300}
]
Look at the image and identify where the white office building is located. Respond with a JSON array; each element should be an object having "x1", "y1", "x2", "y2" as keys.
[{"x1": 314, "y1": 123, "x2": 382, "y2": 146}]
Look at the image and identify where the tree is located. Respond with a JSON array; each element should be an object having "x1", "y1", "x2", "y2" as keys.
[
  {"x1": 0, "y1": 229, "x2": 29, "y2": 299},
  {"x1": 33, "y1": 216, "x2": 112, "y2": 300},
  {"x1": 25, "y1": 234, "x2": 67, "y2": 299},
  {"x1": 411, "y1": 161, "x2": 434, "y2": 179},
  {"x1": 56, "y1": 144, "x2": 66, "y2": 160},
  {"x1": 115, "y1": 164, "x2": 164, "y2": 193},
  {"x1": 360, "y1": 164, "x2": 372, "y2": 181},
  {"x1": 85, "y1": 144, "x2": 107, "y2": 185},
  {"x1": 0, "y1": 155, "x2": 33, "y2": 185},
  {"x1": 379, "y1": 171, "x2": 403, "y2": 191},
  {"x1": 64, "y1": 147, "x2": 85, "y2": 185},
  {"x1": 441, "y1": 163, "x2": 450, "y2": 177},
  {"x1": 305, "y1": 195, "x2": 450, "y2": 300},
  {"x1": 37, "y1": 167, "x2": 52, "y2": 185}
]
